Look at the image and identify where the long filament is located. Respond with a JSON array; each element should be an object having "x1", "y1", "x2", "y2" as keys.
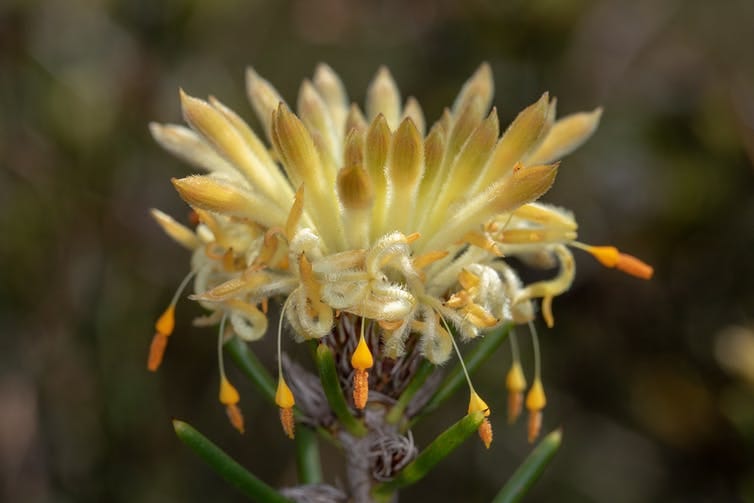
[
  {"x1": 438, "y1": 311, "x2": 475, "y2": 392},
  {"x1": 217, "y1": 312, "x2": 229, "y2": 378},
  {"x1": 528, "y1": 320, "x2": 541, "y2": 379}
]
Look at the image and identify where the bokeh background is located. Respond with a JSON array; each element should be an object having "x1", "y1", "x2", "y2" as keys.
[{"x1": 2, "y1": 0, "x2": 754, "y2": 501}]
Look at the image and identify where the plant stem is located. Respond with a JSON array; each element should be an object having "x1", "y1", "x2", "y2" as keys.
[{"x1": 295, "y1": 425, "x2": 323, "y2": 484}]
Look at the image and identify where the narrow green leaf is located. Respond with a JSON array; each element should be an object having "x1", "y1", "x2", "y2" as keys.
[
  {"x1": 492, "y1": 428, "x2": 562, "y2": 503},
  {"x1": 225, "y1": 336, "x2": 276, "y2": 405},
  {"x1": 315, "y1": 343, "x2": 368, "y2": 437},
  {"x1": 295, "y1": 425, "x2": 323, "y2": 484},
  {"x1": 372, "y1": 411, "x2": 485, "y2": 501},
  {"x1": 173, "y1": 419, "x2": 293, "y2": 503},
  {"x1": 386, "y1": 359, "x2": 436, "y2": 425},
  {"x1": 413, "y1": 324, "x2": 510, "y2": 425}
]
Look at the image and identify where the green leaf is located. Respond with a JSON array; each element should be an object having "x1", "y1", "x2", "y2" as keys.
[
  {"x1": 295, "y1": 425, "x2": 323, "y2": 484},
  {"x1": 225, "y1": 336, "x2": 276, "y2": 405},
  {"x1": 491, "y1": 428, "x2": 562, "y2": 503},
  {"x1": 315, "y1": 343, "x2": 368, "y2": 437},
  {"x1": 372, "y1": 411, "x2": 485, "y2": 502},
  {"x1": 413, "y1": 324, "x2": 510, "y2": 425},
  {"x1": 173, "y1": 419, "x2": 292, "y2": 503}
]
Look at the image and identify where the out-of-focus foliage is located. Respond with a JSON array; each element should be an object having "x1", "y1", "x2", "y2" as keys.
[{"x1": 1, "y1": 0, "x2": 753, "y2": 501}]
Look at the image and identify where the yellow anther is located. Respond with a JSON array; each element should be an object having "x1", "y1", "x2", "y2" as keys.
[
  {"x1": 506, "y1": 361, "x2": 527, "y2": 423},
  {"x1": 275, "y1": 376, "x2": 295, "y2": 409},
  {"x1": 468, "y1": 391, "x2": 491, "y2": 417},
  {"x1": 584, "y1": 245, "x2": 620, "y2": 267},
  {"x1": 219, "y1": 376, "x2": 240, "y2": 405},
  {"x1": 506, "y1": 361, "x2": 527, "y2": 392},
  {"x1": 525, "y1": 378, "x2": 546, "y2": 411},
  {"x1": 155, "y1": 305, "x2": 175, "y2": 336},
  {"x1": 351, "y1": 333, "x2": 374, "y2": 370},
  {"x1": 525, "y1": 378, "x2": 546, "y2": 443}
]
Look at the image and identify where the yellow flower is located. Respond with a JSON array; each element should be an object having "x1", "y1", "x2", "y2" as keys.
[{"x1": 149, "y1": 63, "x2": 652, "y2": 440}]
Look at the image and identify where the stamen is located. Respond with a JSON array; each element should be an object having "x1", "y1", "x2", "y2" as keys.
[
  {"x1": 147, "y1": 270, "x2": 195, "y2": 371},
  {"x1": 574, "y1": 243, "x2": 654, "y2": 280},
  {"x1": 275, "y1": 296, "x2": 296, "y2": 439},
  {"x1": 275, "y1": 377, "x2": 296, "y2": 439},
  {"x1": 439, "y1": 312, "x2": 494, "y2": 448},
  {"x1": 217, "y1": 314, "x2": 245, "y2": 434},
  {"x1": 351, "y1": 318, "x2": 374, "y2": 410},
  {"x1": 505, "y1": 330, "x2": 527, "y2": 423},
  {"x1": 525, "y1": 321, "x2": 546, "y2": 443}
]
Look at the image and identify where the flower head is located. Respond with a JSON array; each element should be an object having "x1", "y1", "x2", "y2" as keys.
[{"x1": 149, "y1": 63, "x2": 652, "y2": 442}]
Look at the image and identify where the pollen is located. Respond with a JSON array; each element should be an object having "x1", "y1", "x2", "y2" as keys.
[
  {"x1": 352, "y1": 368, "x2": 369, "y2": 410},
  {"x1": 279, "y1": 406, "x2": 295, "y2": 439},
  {"x1": 506, "y1": 361, "x2": 527, "y2": 423},
  {"x1": 226, "y1": 403, "x2": 245, "y2": 434},
  {"x1": 147, "y1": 332, "x2": 168, "y2": 372},
  {"x1": 478, "y1": 418, "x2": 493, "y2": 449}
]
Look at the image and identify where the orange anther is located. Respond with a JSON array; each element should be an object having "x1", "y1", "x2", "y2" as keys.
[
  {"x1": 279, "y1": 406, "x2": 295, "y2": 439},
  {"x1": 226, "y1": 403, "x2": 245, "y2": 434},
  {"x1": 353, "y1": 368, "x2": 369, "y2": 409},
  {"x1": 147, "y1": 332, "x2": 169, "y2": 372},
  {"x1": 616, "y1": 253, "x2": 654, "y2": 279},
  {"x1": 478, "y1": 418, "x2": 493, "y2": 449},
  {"x1": 527, "y1": 410, "x2": 542, "y2": 443}
]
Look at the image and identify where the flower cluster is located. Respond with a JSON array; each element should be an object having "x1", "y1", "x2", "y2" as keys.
[{"x1": 148, "y1": 63, "x2": 652, "y2": 446}]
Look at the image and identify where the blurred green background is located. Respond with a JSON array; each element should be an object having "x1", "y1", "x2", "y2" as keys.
[{"x1": 2, "y1": 0, "x2": 754, "y2": 501}]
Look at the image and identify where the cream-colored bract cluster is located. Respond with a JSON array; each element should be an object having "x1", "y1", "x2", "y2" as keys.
[{"x1": 150, "y1": 63, "x2": 603, "y2": 364}]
